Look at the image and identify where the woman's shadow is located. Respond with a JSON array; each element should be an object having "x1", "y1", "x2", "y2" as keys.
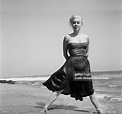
[{"x1": 34, "y1": 102, "x2": 92, "y2": 113}]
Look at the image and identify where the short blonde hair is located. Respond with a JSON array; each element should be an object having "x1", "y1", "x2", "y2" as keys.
[{"x1": 69, "y1": 15, "x2": 83, "y2": 26}]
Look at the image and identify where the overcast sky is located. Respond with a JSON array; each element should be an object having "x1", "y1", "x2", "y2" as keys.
[{"x1": 1, "y1": 0, "x2": 122, "y2": 77}]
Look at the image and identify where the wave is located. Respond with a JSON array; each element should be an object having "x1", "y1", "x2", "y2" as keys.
[
  {"x1": 108, "y1": 84, "x2": 117, "y2": 88},
  {"x1": 105, "y1": 84, "x2": 122, "y2": 88},
  {"x1": 0, "y1": 76, "x2": 49, "y2": 82},
  {"x1": 96, "y1": 93, "x2": 122, "y2": 102},
  {"x1": 1, "y1": 75, "x2": 114, "y2": 82}
]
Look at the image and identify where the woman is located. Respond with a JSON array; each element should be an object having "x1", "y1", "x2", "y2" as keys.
[{"x1": 42, "y1": 15, "x2": 101, "y2": 114}]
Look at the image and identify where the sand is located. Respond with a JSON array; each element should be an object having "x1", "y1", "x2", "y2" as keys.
[{"x1": 0, "y1": 83, "x2": 101, "y2": 114}]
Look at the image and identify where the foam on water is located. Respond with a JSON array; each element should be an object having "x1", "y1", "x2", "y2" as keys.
[
  {"x1": 108, "y1": 84, "x2": 117, "y2": 88},
  {"x1": 0, "y1": 76, "x2": 49, "y2": 81},
  {"x1": 96, "y1": 93, "x2": 122, "y2": 102}
]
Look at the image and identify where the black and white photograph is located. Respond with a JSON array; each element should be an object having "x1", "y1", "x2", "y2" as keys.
[{"x1": 0, "y1": 0, "x2": 122, "y2": 114}]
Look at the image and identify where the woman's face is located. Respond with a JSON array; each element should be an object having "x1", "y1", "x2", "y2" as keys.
[{"x1": 71, "y1": 17, "x2": 82, "y2": 31}]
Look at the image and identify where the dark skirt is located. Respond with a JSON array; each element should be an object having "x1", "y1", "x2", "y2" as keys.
[{"x1": 43, "y1": 56, "x2": 94, "y2": 101}]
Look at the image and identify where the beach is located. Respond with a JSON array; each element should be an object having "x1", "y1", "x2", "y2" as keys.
[
  {"x1": 0, "y1": 72, "x2": 122, "y2": 114},
  {"x1": 0, "y1": 83, "x2": 100, "y2": 114}
]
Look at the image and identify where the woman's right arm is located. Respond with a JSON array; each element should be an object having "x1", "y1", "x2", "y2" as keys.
[{"x1": 63, "y1": 36, "x2": 69, "y2": 60}]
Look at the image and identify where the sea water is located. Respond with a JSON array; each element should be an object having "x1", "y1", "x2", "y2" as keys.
[{"x1": 92, "y1": 73, "x2": 122, "y2": 114}]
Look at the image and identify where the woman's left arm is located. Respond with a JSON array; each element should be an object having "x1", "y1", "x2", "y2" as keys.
[
  {"x1": 86, "y1": 37, "x2": 89, "y2": 57},
  {"x1": 63, "y1": 36, "x2": 69, "y2": 60}
]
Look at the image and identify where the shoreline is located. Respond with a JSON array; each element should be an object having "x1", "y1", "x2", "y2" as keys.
[
  {"x1": 0, "y1": 70, "x2": 122, "y2": 79},
  {"x1": 1, "y1": 72, "x2": 122, "y2": 114},
  {"x1": 0, "y1": 83, "x2": 103, "y2": 114}
]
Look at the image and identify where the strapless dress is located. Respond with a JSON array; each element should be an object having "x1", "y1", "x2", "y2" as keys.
[{"x1": 43, "y1": 42, "x2": 94, "y2": 101}]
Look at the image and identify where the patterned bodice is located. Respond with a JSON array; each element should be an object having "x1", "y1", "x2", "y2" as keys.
[{"x1": 67, "y1": 42, "x2": 88, "y2": 57}]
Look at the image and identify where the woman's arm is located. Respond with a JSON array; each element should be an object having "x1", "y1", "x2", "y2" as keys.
[
  {"x1": 86, "y1": 37, "x2": 89, "y2": 57},
  {"x1": 63, "y1": 36, "x2": 69, "y2": 60}
]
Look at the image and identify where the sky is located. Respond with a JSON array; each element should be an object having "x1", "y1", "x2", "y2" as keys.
[{"x1": 1, "y1": 0, "x2": 122, "y2": 77}]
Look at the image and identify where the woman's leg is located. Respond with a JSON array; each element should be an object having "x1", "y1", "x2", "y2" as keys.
[
  {"x1": 89, "y1": 92, "x2": 101, "y2": 114},
  {"x1": 42, "y1": 90, "x2": 62, "y2": 113}
]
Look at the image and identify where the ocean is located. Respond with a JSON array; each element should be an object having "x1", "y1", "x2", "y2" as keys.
[
  {"x1": 0, "y1": 71, "x2": 122, "y2": 114},
  {"x1": 92, "y1": 73, "x2": 122, "y2": 114}
]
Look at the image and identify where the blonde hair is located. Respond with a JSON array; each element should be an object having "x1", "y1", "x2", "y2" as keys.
[{"x1": 69, "y1": 15, "x2": 83, "y2": 26}]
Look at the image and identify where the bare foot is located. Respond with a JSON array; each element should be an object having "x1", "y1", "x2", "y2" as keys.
[
  {"x1": 96, "y1": 109, "x2": 101, "y2": 114},
  {"x1": 40, "y1": 108, "x2": 48, "y2": 113}
]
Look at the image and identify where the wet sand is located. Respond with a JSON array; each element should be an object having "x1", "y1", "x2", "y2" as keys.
[{"x1": 0, "y1": 83, "x2": 101, "y2": 114}]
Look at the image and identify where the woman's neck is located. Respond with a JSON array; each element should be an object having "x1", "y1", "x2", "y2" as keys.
[{"x1": 72, "y1": 30, "x2": 80, "y2": 36}]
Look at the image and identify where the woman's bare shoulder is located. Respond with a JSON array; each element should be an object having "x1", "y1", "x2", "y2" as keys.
[{"x1": 64, "y1": 34, "x2": 70, "y2": 42}]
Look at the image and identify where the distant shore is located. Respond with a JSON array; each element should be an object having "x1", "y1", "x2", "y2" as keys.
[{"x1": 1, "y1": 70, "x2": 122, "y2": 79}]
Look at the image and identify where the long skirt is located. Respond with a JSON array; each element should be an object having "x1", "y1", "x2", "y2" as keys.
[{"x1": 43, "y1": 56, "x2": 94, "y2": 101}]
